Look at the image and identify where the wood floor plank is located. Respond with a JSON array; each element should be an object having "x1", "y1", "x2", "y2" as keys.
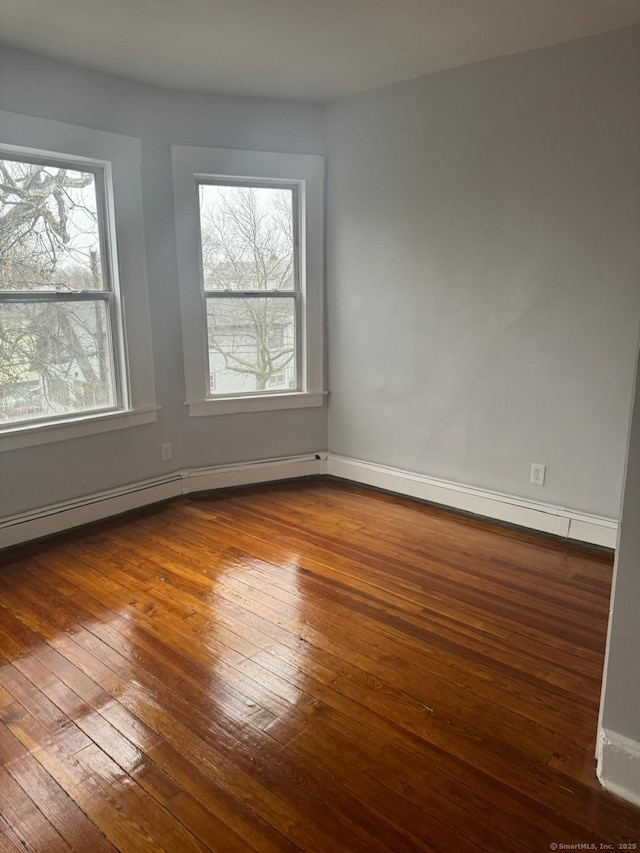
[
  {"x1": 0, "y1": 812, "x2": 32, "y2": 852},
  {"x1": 0, "y1": 763, "x2": 70, "y2": 852},
  {"x1": 0, "y1": 723, "x2": 117, "y2": 852},
  {"x1": 1, "y1": 478, "x2": 638, "y2": 851}
]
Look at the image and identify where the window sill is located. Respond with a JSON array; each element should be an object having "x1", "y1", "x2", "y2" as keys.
[
  {"x1": 186, "y1": 391, "x2": 327, "y2": 417},
  {"x1": 0, "y1": 406, "x2": 159, "y2": 452}
]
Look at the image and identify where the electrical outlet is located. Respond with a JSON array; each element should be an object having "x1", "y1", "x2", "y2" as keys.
[
  {"x1": 161, "y1": 443, "x2": 172, "y2": 461},
  {"x1": 530, "y1": 463, "x2": 546, "y2": 485}
]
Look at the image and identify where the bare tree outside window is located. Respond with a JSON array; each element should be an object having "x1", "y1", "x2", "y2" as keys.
[
  {"x1": 0, "y1": 156, "x2": 118, "y2": 425},
  {"x1": 198, "y1": 183, "x2": 299, "y2": 394}
]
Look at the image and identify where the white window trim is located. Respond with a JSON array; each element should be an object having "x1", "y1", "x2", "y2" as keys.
[
  {"x1": 171, "y1": 145, "x2": 324, "y2": 416},
  {"x1": 0, "y1": 110, "x2": 156, "y2": 450}
]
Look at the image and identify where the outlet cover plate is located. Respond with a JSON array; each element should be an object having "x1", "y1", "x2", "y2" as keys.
[{"x1": 530, "y1": 463, "x2": 546, "y2": 485}]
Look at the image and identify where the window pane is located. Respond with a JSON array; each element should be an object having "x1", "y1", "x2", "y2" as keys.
[
  {"x1": 0, "y1": 158, "x2": 104, "y2": 292},
  {"x1": 199, "y1": 184, "x2": 295, "y2": 291},
  {"x1": 0, "y1": 300, "x2": 116, "y2": 424},
  {"x1": 206, "y1": 296, "x2": 296, "y2": 394}
]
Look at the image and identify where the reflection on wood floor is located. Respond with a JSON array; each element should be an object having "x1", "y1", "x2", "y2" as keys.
[{"x1": 0, "y1": 477, "x2": 638, "y2": 851}]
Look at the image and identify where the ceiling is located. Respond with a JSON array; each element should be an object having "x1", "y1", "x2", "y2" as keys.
[{"x1": 2, "y1": 0, "x2": 640, "y2": 100}]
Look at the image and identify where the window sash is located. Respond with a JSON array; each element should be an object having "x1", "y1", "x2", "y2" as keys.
[
  {"x1": 203, "y1": 291, "x2": 301, "y2": 398},
  {"x1": 0, "y1": 151, "x2": 113, "y2": 295},
  {"x1": 197, "y1": 178, "x2": 301, "y2": 295},
  {"x1": 0, "y1": 297, "x2": 122, "y2": 427}
]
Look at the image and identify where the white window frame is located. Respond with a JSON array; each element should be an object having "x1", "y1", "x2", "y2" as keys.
[
  {"x1": 172, "y1": 146, "x2": 324, "y2": 417},
  {"x1": 0, "y1": 110, "x2": 156, "y2": 452}
]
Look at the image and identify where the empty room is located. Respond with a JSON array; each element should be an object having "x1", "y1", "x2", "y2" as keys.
[{"x1": 1, "y1": 1, "x2": 640, "y2": 850}]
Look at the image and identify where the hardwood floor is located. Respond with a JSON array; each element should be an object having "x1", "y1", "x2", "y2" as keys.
[{"x1": 0, "y1": 477, "x2": 638, "y2": 852}]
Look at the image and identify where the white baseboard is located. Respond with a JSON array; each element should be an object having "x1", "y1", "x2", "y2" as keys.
[
  {"x1": 185, "y1": 453, "x2": 327, "y2": 494},
  {"x1": 597, "y1": 729, "x2": 640, "y2": 808},
  {"x1": 326, "y1": 454, "x2": 618, "y2": 548},
  {"x1": 1, "y1": 451, "x2": 617, "y2": 551},
  {"x1": 0, "y1": 453, "x2": 327, "y2": 550},
  {"x1": 0, "y1": 475, "x2": 184, "y2": 550}
]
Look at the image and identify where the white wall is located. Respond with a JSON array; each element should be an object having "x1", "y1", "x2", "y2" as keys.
[
  {"x1": 326, "y1": 27, "x2": 640, "y2": 518},
  {"x1": 0, "y1": 46, "x2": 327, "y2": 518}
]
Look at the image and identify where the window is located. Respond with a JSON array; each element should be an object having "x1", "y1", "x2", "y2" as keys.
[
  {"x1": 0, "y1": 109, "x2": 156, "y2": 450},
  {"x1": 0, "y1": 154, "x2": 121, "y2": 426},
  {"x1": 268, "y1": 325, "x2": 285, "y2": 350},
  {"x1": 172, "y1": 146, "x2": 324, "y2": 416},
  {"x1": 200, "y1": 181, "x2": 299, "y2": 396}
]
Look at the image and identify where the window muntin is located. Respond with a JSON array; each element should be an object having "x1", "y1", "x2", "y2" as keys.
[
  {"x1": 197, "y1": 181, "x2": 301, "y2": 396},
  {"x1": 0, "y1": 153, "x2": 122, "y2": 426}
]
